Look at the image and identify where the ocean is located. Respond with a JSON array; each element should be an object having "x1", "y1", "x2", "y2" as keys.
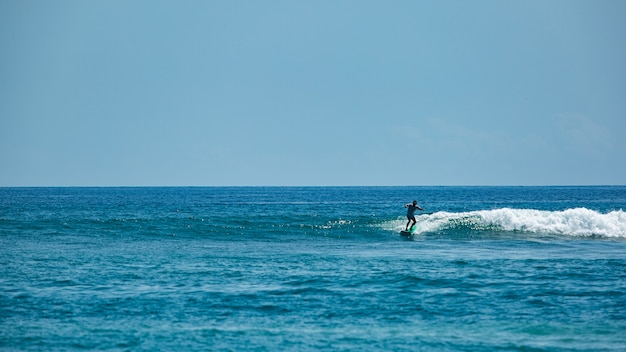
[{"x1": 1, "y1": 186, "x2": 625, "y2": 351}]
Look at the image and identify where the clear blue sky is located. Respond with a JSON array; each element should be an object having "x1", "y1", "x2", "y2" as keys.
[{"x1": 1, "y1": 0, "x2": 625, "y2": 186}]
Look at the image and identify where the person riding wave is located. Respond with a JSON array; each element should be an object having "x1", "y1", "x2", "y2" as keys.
[{"x1": 405, "y1": 200, "x2": 424, "y2": 230}]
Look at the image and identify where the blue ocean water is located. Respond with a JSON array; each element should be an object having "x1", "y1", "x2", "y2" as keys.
[{"x1": 1, "y1": 186, "x2": 625, "y2": 351}]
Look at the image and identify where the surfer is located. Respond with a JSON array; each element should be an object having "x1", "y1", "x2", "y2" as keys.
[{"x1": 405, "y1": 200, "x2": 424, "y2": 230}]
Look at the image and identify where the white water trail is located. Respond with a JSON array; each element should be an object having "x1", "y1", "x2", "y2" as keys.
[{"x1": 384, "y1": 208, "x2": 626, "y2": 238}]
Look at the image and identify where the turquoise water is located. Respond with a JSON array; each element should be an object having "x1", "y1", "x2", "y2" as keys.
[{"x1": 1, "y1": 186, "x2": 626, "y2": 351}]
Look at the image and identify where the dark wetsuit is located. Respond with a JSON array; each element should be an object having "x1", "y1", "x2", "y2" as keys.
[{"x1": 406, "y1": 204, "x2": 419, "y2": 221}]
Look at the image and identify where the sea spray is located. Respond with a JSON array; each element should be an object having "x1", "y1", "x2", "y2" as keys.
[{"x1": 387, "y1": 208, "x2": 626, "y2": 238}]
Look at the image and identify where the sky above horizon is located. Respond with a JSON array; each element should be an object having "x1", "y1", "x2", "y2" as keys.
[{"x1": 1, "y1": 0, "x2": 625, "y2": 186}]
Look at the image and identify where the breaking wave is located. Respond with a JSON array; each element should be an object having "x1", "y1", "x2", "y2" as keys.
[{"x1": 383, "y1": 208, "x2": 626, "y2": 238}]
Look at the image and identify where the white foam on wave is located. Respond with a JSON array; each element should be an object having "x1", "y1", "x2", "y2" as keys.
[
  {"x1": 477, "y1": 208, "x2": 626, "y2": 237},
  {"x1": 383, "y1": 208, "x2": 626, "y2": 238}
]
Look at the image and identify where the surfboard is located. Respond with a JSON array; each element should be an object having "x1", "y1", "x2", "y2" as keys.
[{"x1": 400, "y1": 225, "x2": 417, "y2": 236}]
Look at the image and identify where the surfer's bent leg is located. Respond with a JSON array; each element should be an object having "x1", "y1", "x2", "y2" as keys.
[{"x1": 407, "y1": 215, "x2": 416, "y2": 230}]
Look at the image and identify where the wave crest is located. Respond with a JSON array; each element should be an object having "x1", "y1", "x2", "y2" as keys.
[{"x1": 386, "y1": 208, "x2": 626, "y2": 238}]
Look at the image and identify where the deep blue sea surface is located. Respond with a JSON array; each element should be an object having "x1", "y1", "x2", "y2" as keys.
[{"x1": 1, "y1": 186, "x2": 626, "y2": 351}]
